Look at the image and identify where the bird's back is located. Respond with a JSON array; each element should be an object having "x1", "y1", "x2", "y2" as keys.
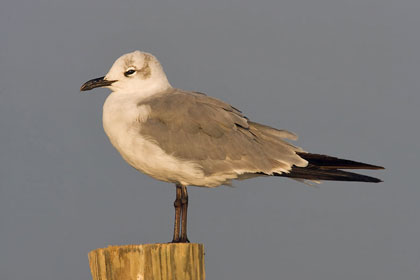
[{"x1": 136, "y1": 89, "x2": 308, "y2": 186}]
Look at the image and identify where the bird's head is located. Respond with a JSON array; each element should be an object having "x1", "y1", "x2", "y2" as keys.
[{"x1": 81, "y1": 50, "x2": 171, "y2": 95}]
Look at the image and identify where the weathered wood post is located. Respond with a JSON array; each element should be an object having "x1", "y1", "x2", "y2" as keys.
[{"x1": 88, "y1": 243, "x2": 205, "y2": 280}]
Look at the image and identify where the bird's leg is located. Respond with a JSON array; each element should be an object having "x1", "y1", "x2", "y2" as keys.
[
  {"x1": 172, "y1": 184, "x2": 182, "y2": 243},
  {"x1": 180, "y1": 185, "x2": 190, "y2": 243}
]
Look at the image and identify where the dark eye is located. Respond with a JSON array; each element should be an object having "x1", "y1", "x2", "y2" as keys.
[{"x1": 124, "y1": 69, "x2": 136, "y2": 77}]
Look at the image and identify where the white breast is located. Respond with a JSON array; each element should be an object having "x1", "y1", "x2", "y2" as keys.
[{"x1": 102, "y1": 92, "x2": 208, "y2": 186}]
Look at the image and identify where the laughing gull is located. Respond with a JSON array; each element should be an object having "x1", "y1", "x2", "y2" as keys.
[{"x1": 81, "y1": 50, "x2": 384, "y2": 243}]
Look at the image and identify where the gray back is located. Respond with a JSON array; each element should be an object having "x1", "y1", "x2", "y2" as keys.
[{"x1": 139, "y1": 89, "x2": 307, "y2": 176}]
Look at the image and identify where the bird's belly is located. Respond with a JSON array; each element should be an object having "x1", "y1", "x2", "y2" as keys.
[
  {"x1": 102, "y1": 111, "x2": 206, "y2": 185},
  {"x1": 102, "y1": 97, "x2": 240, "y2": 187}
]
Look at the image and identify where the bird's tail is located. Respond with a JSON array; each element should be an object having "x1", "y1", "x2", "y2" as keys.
[{"x1": 274, "y1": 153, "x2": 384, "y2": 183}]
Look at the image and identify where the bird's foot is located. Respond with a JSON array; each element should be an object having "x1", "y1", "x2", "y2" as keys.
[
  {"x1": 170, "y1": 237, "x2": 190, "y2": 243},
  {"x1": 179, "y1": 236, "x2": 190, "y2": 243}
]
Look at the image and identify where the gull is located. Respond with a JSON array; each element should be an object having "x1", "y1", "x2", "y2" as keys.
[{"x1": 81, "y1": 50, "x2": 384, "y2": 243}]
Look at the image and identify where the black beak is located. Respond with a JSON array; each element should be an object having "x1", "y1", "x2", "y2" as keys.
[{"x1": 80, "y1": 76, "x2": 116, "y2": 91}]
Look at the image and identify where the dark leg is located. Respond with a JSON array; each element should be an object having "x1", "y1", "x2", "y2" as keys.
[
  {"x1": 180, "y1": 185, "x2": 190, "y2": 243},
  {"x1": 171, "y1": 184, "x2": 182, "y2": 243}
]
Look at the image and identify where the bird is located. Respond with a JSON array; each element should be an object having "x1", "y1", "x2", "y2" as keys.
[{"x1": 81, "y1": 50, "x2": 384, "y2": 243}]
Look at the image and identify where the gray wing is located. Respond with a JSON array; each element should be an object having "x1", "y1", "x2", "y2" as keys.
[{"x1": 138, "y1": 89, "x2": 308, "y2": 176}]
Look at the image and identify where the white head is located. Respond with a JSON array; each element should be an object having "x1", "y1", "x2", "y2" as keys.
[{"x1": 81, "y1": 51, "x2": 171, "y2": 96}]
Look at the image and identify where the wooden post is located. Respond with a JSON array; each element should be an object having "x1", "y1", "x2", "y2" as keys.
[{"x1": 88, "y1": 243, "x2": 205, "y2": 280}]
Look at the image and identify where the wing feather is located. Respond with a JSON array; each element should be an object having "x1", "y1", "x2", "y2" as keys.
[{"x1": 138, "y1": 89, "x2": 307, "y2": 177}]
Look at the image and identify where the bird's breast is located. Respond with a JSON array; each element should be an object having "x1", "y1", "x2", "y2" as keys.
[
  {"x1": 102, "y1": 95, "x2": 149, "y2": 164},
  {"x1": 101, "y1": 94, "x2": 207, "y2": 185}
]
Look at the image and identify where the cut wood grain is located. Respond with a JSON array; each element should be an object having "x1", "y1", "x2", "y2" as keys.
[{"x1": 88, "y1": 243, "x2": 205, "y2": 280}]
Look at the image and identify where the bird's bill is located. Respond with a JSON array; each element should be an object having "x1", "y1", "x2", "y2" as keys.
[{"x1": 80, "y1": 76, "x2": 116, "y2": 91}]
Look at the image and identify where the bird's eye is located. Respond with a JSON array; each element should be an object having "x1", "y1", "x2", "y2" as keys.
[{"x1": 124, "y1": 69, "x2": 136, "y2": 77}]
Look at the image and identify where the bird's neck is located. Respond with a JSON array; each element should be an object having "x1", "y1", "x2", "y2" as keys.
[
  {"x1": 114, "y1": 77, "x2": 172, "y2": 101},
  {"x1": 138, "y1": 78, "x2": 171, "y2": 99}
]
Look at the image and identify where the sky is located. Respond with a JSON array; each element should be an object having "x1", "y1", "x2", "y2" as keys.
[{"x1": 1, "y1": 0, "x2": 419, "y2": 279}]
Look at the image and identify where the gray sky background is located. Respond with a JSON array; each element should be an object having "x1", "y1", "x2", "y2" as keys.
[{"x1": 1, "y1": 0, "x2": 419, "y2": 279}]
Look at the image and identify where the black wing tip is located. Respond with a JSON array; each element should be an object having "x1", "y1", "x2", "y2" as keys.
[
  {"x1": 360, "y1": 176, "x2": 383, "y2": 183},
  {"x1": 272, "y1": 167, "x2": 383, "y2": 183},
  {"x1": 297, "y1": 152, "x2": 385, "y2": 170},
  {"x1": 350, "y1": 163, "x2": 385, "y2": 170},
  {"x1": 264, "y1": 152, "x2": 385, "y2": 183}
]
